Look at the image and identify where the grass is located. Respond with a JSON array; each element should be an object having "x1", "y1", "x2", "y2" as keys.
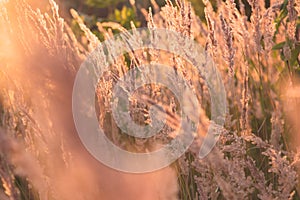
[{"x1": 0, "y1": 0, "x2": 300, "y2": 199}]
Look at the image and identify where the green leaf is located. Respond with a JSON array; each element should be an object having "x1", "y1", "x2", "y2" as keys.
[
  {"x1": 290, "y1": 44, "x2": 300, "y2": 67},
  {"x1": 272, "y1": 42, "x2": 285, "y2": 50}
]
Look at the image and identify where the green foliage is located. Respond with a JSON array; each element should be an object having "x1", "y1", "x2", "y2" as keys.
[
  {"x1": 109, "y1": 6, "x2": 141, "y2": 29},
  {"x1": 85, "y1": 0, "x2": 125, "y2": 8},
  {"x1": 188, "y1": 0, "x2": 205, "y2": 20},
  {"x1": 188, "y1": 0, "x2": 217, "y2": 20},
  {"x1": 273, "y1": 0, "x2": 300, "y2": 73}
]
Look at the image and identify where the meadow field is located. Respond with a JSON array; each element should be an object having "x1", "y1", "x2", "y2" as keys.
[{"x1": 0, "y1": 0, "x2": 300, "y2": 199}]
